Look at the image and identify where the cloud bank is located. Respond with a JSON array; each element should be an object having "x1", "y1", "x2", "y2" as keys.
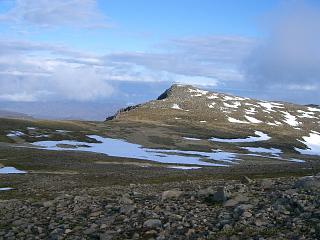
[{"x1": 0, "y1": 36, "x2": 254, "y2": 101}]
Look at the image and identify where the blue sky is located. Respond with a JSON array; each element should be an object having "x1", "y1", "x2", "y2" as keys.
[
  {"x1": 0, "y1": 0, "x2": 279, "y2": 52},
  {"x1": 0, "y1": 0, "x2": 320, "y2": 119}
]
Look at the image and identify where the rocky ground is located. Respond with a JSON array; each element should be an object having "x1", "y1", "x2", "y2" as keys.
[{"x1": 1, "y1": 175, "x2": 320, "y2": 240}]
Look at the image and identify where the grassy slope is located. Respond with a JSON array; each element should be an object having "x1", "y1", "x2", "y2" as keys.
[{"x1": 1, "y1": 117, "x2": 320, "y2": 200}]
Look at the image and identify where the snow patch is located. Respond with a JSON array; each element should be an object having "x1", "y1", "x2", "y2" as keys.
[
  {"x1": 211, "y1": 131, "x2": 271, "y2": 143},
  {"x1": 228, "y1": 117, "x2": 249, "y2": 124},
  {"x1": 31, "y1": 135, "x2": 237, "y2": 167},
  {"x1": 267, "y1": 121, "x2": 282, "y2": 126},
  {"x1": 245, "y1": 115, "x2": 262, "y2": 124},
  {"x1": 0, "y1": 187, "x2": 13, "y2": 191},
  {"x1": 223, "y1": 101, "x2": 241, "y2": 109},
  {"x1": 168, "y1": 166, "x2": 202, "y2": 170},
  {"x1": 208, "y1": 103, "x2": 216, "y2": 108},
  {"x1": 188, "y1": 88, "x2": 208, "y2": 96},
  {"x1": 243, "y1": 147, "x2": 282, "y2": 156},
  {"x1": 56, "y1": 130, "x2": 71, "y2": 133},
  {"x1": 35, "y1": 134, "x2": 49, "y2": 138},
  {"x1": 258, "y1": 102, "x2": 283, "y2": 112},
  {"x1": 288, "y1": 159, "x2": 305, "y2": 163},
  {"x1": 296, "y1": 110, "x2": 317, "y2": 119},
  {"x1": 308, "y1": 107, "x2": 320, "y2": 112},
  {"x1": 295, "y1": 133, "x2": 320, "y2": 156},
  {"x1": 0, "y1": 167, "x2": 26, "y2": 174},
  {"x1": 171, "y1": 104, "x2": 182, "y2": 110},
  {"x1": 7, "y1": 131, "x2": 24, "y2": 137},
  {"x1": 281, "y1": 111, "x2": 300, "y2": 127},
  {"x1": 207, "y1": 94, "x2": 219, "y2": 99},
  {"x1": 223, "y1": 96, "x2": 245, "y2": 101},
  {"x1": 183, "y1": 137, "x2": 202, "y2": 141},
  {"x1": 246, "y1": 107, "x2": 257, "y2": 115}
]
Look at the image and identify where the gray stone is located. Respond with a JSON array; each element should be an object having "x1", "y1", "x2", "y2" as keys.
[
  {"x1": 211, "y1": 186, "x2": 231, "y2": 203},
  {"x1": 224, "y1": 194, "x2": 249, "y2": 207},
  {"x1": 119, "y1": 195, "x2": 134, "y2": 204},
  {"x1": 234, "y1": 204, "x2": 254, "y2": 214},
  {"x1": 198, "y1": 187, "x2": 215, "y2": 197},
  {"x1": 255, "y1": 219, "x2": 267, "y2": 226},
  {"x1": 242, "y1": 211, "x2": 253, "y2": 218},
  {"x1": 120, "y1": 204, "x2": 135, "y2": 214},
  {"x1": 143, "y1": 219, "x2": 162, "y2": 229},
  {"x1": 261, "y1": 179, "x2": 274, "y2": 189},
  {"x1": 294, "y1": 176, "x2": 320, "y2": 190},
  {"x1": 43, "y1": 201, "x2": 54, "y2": 207},
  {"x1": 224, "y1": 199, "x2": 239, "y2": 208},
  {"x1": 161, "y1": 190, "x2": 183, "y2": 200},
  {"x1": 90, "y1": 211, "x2": 102, "y2": 217},
  {"x1": 241, "y1": 176, "x2": 253, "y2": 184}
]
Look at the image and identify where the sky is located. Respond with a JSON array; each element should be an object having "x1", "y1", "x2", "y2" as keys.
[{"x1": 0, "y1": 0, "x2": 320, "y2": 120}]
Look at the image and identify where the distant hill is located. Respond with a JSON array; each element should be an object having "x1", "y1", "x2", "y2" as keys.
[
  {"x1": 305, "y1": 104, "x2": 320, "y2": 108},
  {"x1": 0, "y1": 102, "x2": 124, "y2": 121},
  {"x1": 0, "y1": 110, "x2": 32, "y2": 119}
]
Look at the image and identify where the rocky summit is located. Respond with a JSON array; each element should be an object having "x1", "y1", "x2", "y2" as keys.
[{"x1": 108, "y1": 84, "x2": 320, "y2": 134}]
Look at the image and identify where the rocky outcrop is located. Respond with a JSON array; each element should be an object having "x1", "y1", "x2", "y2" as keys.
[{"x1": 105, "y1": 104, "x2": 141, "y2": 121}]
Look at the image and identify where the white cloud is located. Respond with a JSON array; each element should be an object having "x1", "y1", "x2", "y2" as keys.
[
  {"x1": 0, "y1": 35, "x2": 255, "y2": 102},
  {"x1": 0, "y1": 89, "x2": 53, "y2": 102},
  {"x1": 52, "y1": 65, "x2": 114, "y2": 101},
  {"x1": 0, "y1": 92, "x2": 37, "y2": 102},
  {"x1": 107, "y1": 36, "x2": 255, "y2": 83},
  {"x1": 0, "y1": 0, "x2": 110, "y2": 28},
  {"x1": 0, "y1": 40, "x2": 114, "y2": 101}
]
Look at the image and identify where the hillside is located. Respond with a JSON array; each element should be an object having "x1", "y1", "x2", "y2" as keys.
[
  {"x1": 107, "y1": 84, "x2": 320, "y2": 131},
  {"x1": 106, "y1": 84, "x2": 320, "y2": 154}
]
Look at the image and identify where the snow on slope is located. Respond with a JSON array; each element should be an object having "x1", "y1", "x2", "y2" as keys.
[
  {"x1": 211, "y1": 131, "x2": 271, "y2": 143},
  {"x1": 171, "y1": 104, "x2": 182, "y2": 110},
  {"x1": 281, "y1": 111, "x2": 300, "y2": 127},
  {"x1": 295, "y1": 133, "x2": 320, "y2": 155}
]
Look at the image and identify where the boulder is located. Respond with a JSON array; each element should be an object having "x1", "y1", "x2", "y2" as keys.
[
  {"x1": 260, "y1": 179, "x2": 274, "y2": 190},
  {"x1": 198, "y1": 187, "x2": 215, "y2": 197},
  {"x1": 42, "y1": 201, "x2": 54, "y2": 208},
  {"x1": 223, "y1": 194, "x2": 249, "y2": 208},
  {"x1": 234, "y1": 204, "x2": 254, "y2": 215},
  {"x1": 143, "y1": 219, "x2": 162, "y2": 229},
  {"x1": 241, "y1": 176, "x2": 253, "y2": 184},
  {"x1": 294, "y1": 176, "x2": 320, "y2": 190},
  {"x1": 161, "y1": 190, "x2": 183, "y2": 201},
  {"x1": 206, "y1": 186, "x2": 231, "y2": 203},
  {"x1": 214, "y1": 186, "x2": 231, "y2": 202},
  {"x1": 119, "y1": 195, "x2": 134, "y2": 204}
]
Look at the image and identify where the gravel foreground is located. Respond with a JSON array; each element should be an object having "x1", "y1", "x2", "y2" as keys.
[{"x1": 1, "y1": 175, "x2": 320, "y2": 240}]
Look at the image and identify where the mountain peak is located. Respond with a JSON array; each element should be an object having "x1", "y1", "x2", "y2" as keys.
[
  {"x1": 157, "y1": 84, "x2": 211, "y2": 100},
  {"x1": 157, "y1": 84, "x2": 192, "y2": 100},
  {"x1": 106, "y1": 84, "x2": 320, "y2": 138}
]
